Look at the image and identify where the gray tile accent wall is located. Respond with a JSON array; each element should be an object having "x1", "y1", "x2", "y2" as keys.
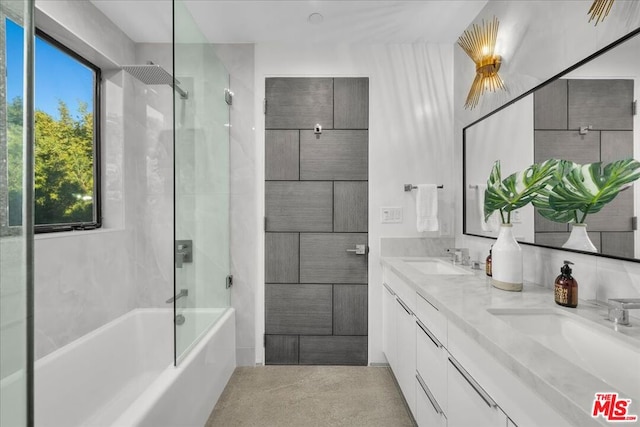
[
  {"x1": 300, "y1": 233, "x2": 368, "y2": 284},
  {"x1": 265, "y1": 130, "x2": 300, "y2": 180},
  {"x1": 601, "y1": 232, "x2": 635, "y2": 258},
  {"x1": 534, "y1": 79, "x2": 567, "y2": 130},
  {"x1": 265, "y1": 335, "x2": 299, "y2": 365},
  {"x1": 534, "y1": 130, "x2": 600, "y2": 164},
  {"x1": 334, "y1": 78, "x2": 369, "y2": 129},
  {"x1": 601, "y1": 131, "x2": 633, "y2": 163},
  {"x1": 300, "y1": 130, "x2": 368, "y2": 180},
  {"x1": 333, "y1": 285, "x2": 368, "y2": 336},
  {"x1": 265, "y1": 233, "x2": 299, "y2": 283},
  {"x1": 265, "y1": 182, "x2": 333, "y2": 232},
  {"x1": 334, "y1": 182, "x2": 368, "y2": 232},
  {"x1": 567, "y1": 79, "x2": 633, "y2": 130},
  {"x1": 265, "y1": 78, "x2": 334, "y2": 130},
  {"x1": 299, "y1": 336, "x2": 368, "y2": 365},
  {"x1": 265, "y1": 77, "x2": 369, "y2": 365},
  {"x1": 265, "y1": 284, "x2": 333, "y2": 335}
]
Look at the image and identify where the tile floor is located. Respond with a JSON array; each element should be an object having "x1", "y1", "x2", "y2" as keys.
[{"x1": 206, "y1": 366, "x2": 415, "y2": 427}]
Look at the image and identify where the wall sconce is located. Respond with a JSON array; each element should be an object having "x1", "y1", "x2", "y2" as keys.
[
  {"x1": 588, "y1": 0, "x2": 615, "y2": 25},
  {"x1": 457, "y1": 16, "x2": 505, "y2": 110}
]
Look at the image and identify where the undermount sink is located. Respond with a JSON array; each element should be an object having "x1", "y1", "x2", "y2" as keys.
[
  {"x1": 488, "y1": 308, "x2": 640, "y2": 399},
  {"x1": 403, "y1": 259, "x2": 472, "y2": 276}
]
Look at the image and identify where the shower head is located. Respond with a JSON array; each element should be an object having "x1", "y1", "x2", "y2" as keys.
[{"x1": 122, "y1": 64, "x2": 188, "y2": 99}]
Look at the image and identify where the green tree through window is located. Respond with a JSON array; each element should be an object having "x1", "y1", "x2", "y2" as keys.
[{"x1": 5, "y1": 19, "x2": 100, "y2": 231}]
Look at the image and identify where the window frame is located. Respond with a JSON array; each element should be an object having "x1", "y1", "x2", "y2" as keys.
[{"x1": 33, "y1": 29, "x2": 102, "y2": 233}]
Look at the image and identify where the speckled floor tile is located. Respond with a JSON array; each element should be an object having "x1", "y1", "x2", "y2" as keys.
[{"x1": 205, "y1": 366, "x2": 415, "y2": 427}]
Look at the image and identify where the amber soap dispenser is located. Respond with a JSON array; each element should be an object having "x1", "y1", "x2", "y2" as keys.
[{"x1": 554, "y1": 260, "x2": 578, "y2": 308}]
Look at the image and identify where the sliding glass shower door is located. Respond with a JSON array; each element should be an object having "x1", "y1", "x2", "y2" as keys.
[
  {"x1": 173, "y1": 0, "x2": 230, "y2": 363},
  {"x1": 0, "y1": 0, "x2": 34, "y2": 425}
]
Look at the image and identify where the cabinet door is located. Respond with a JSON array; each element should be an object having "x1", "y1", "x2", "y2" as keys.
[
  {"x1": 396, "y1": 297, "x2": 416, "y2": 417},
  {"x1": 447, "y1": 356, "x2": 505, "y2": 427},
  {"x1": 382, "y1": 284, "x2": 396, "y2": 370},
  {"x1": 416, "y1": 376, "x2": 447, "y2": 427}
]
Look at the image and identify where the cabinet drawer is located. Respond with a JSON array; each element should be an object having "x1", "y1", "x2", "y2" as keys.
[
  {"x1": 416, "y1": 375, "x2": 447, "y2": 427},
  {"x1": 416, "y1": 319, "x2": 447, "y2": 413},
  {"x1": 447, "y1": 356, "x2": 505, "y2": 427},
  {"x1": 415, "y1": 293, "x2": 447, "y2": 346},
  {"x1": 383, "y1": 268, "x2": 415, "y2": 312}
]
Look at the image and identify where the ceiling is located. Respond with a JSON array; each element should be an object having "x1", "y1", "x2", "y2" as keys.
[{"x1": 90, "y1": 0, "x2": 488, "y2": 44}]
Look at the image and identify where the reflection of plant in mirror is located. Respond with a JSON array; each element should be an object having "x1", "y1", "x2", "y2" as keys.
[
  {"x1": 484, "y1": 159, "x2": 560, "y2": 224},
  {"x1": 534, "y1": 159, "x2": 640, "y2": 224}
]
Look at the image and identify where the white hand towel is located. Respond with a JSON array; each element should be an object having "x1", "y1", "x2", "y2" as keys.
[
  {"x1": 477, "y1": 184, "x2": 499, "y2": 232},
  {"x1": 416, "y1": 184, "x2": 439, "y2": 232}
]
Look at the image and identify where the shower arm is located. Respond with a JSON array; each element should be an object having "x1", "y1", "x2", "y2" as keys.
[{"x1": 173, "y1": 83, "x2": 188, "y2": 100}]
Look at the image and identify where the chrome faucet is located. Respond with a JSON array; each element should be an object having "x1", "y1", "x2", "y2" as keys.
[
  {"x1": 608, "y1": 298, "x2": 640, "y2": 326},
  {"x1": 166, "y1": 288, "x2": 189, "y2": 304},
  {"x1": 446, "y1": 248, "x2": 470, "y2": 266}
]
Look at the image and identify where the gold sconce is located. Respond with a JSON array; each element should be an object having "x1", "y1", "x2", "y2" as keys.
[
  {"x1": 588, "y1": 0, "x2": 615, "y2": 25},
  {"x1": 457, "y1": 16, "x2": 505, "y2": 110}
]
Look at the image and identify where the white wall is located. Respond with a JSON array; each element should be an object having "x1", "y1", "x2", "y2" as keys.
[
  {"x1": 253, "y1": 43, "x2": 455, "y2": 364},
  {"x1": 455, "y1": 1, "x2": 640, "y2": 304},
  {"x1": 32, "y1": 1, "x2": 174, "y2": 358}
]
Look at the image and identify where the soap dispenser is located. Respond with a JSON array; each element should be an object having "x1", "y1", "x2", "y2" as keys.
[
  {"x1": 485, "y1": 245, "x2": 493, "y2": 277},
  {"x1": 554, "y1": 260, "x2": 578, "y2": 308}
]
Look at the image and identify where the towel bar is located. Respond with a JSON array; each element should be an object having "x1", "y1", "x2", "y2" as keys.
[{"x1": 404, "y1": 184, "x2": 444, "y2": 192}]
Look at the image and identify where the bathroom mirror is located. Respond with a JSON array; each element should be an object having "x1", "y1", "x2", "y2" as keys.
[{"x1": 464, "y1": 27, "x2": 640, "y2": 261}]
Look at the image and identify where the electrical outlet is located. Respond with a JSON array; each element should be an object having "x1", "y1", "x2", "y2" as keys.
[
  {"x1": 512, "y1": 210, "x2": 522, "y2": 224},
  {"x1": 381, "y1": 207, "x2": 403, "y2": 223}
]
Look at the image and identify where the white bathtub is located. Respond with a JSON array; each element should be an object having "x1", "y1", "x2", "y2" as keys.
[{"x1": 35, "y1": 308, "x2": 236, "y2": 427}]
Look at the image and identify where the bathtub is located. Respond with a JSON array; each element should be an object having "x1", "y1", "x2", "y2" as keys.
[{"x1": 35, "y1": 307, "x2": 236, "y2": 427}]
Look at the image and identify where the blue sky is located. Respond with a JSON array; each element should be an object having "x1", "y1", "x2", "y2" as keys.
[{"x1": 6, "y1": 18, "x2": 94, "y2": 120}]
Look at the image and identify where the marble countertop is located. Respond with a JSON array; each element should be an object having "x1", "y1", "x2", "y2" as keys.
[{"x1": 381, "y1": 256, "x2": 640, "y2": 427}]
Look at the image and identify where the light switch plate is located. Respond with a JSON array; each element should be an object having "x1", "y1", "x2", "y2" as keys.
[{"x1": 381, "y1": 207, "x2": 403, "y2": 223}]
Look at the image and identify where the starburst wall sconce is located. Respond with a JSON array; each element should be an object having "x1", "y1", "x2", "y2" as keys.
[
  {"x1": 588, "y1": 0, "x2": 615, "y2": 25},
  {"x1": 457, "y1": 16, "x2": 505, "y2": 110}
]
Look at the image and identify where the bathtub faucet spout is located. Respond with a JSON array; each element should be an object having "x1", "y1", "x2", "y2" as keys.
[{"x1": 166, "y1": 288, "x2": 189, "y2": 303}]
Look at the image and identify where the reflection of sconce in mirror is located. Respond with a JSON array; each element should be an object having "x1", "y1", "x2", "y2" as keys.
[
  {"x1": 588, "y1": 0, "x2": 615, "y2": 25},
  {"x1": 457, "y1": 16, "x2": 505, "y2": 110}
]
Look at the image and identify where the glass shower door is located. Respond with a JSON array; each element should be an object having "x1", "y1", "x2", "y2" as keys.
[
  {"x1": 1, "y1": 0, "x2": 34, "y2": 425},
  {"x1": 173, "y1": 0, "x2": 230, "y2": 363}
]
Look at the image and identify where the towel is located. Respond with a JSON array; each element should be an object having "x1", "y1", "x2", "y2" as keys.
[
  {"x1": 416, "y1": 184, "x2": 439, "y2": 232},
  {"x1": 477, "y1": 184, "x2": 499, "y2": 232}
]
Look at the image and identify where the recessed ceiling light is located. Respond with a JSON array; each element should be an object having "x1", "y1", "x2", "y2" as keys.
[{"x1": 308, "y1": 12, "x2": 324, "y2": 25}]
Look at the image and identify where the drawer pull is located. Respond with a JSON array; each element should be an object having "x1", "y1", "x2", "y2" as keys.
[
  {"x1": 397, "y1": 297, "x2": 413, "y2": 315},
  {"x1": 416, "y1": 372, "x2": 443, "y2": 415},
  {"x1": 418, "y1": 293, "x2": 439, "y2": 311},
  {"x1": 416, "y1": 319, "x2": 442, "y2": 348},
  {"x1": 448, "y1": 357, "x2": 497, "y2": 409}
]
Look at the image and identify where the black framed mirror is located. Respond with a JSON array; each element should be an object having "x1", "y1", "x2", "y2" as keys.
[{"x1": 463, "y1": 26, "x2": 640, "y2": 262}]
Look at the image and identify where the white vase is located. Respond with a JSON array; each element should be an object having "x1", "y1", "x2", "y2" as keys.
[
  {"x1": 491, "y1": 224, "x2": 523, "y2": 291},
  {"x1": 562, "y1": 223, "x2": 597, "y2": 252}
]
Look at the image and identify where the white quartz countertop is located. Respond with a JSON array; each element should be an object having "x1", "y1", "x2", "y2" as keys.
[{"x1": 381, "y1": 256, "x2": 640, "y2": 427}]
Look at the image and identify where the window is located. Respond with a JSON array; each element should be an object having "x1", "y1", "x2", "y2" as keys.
[{"x1": 4, "y1": 18, "x2": 101, "y2": 232}]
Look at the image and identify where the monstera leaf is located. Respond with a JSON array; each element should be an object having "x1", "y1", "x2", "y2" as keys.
[
  {"x1": 547, "y1": 159, "x2": 640, "y2": 224},
  {"x1": 532, "y1": 160, "x2": 578, "y2": 223},
  {"x1": 484, "y1": 159, "x2": 560, "y2": 224}
]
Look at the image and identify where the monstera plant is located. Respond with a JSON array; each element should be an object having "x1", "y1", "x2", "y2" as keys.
[
  {"x1": 533, "y1": 158, "x2": 640, "y2": 224},
  {"x1": 484, "y1": 159, "x2": 560, "y2": 224}
]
